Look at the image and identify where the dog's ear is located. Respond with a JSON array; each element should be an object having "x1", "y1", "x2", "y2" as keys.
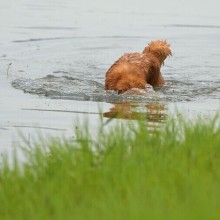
[
  {"x1": 162, "y1": 41, "x2": 172, "y2": 57},
  {"x1": 143, "y1": 40, "x2": 172, "y2": 59}
]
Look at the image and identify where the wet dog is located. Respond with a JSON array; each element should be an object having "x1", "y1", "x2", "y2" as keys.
[{"x1": 105, "y1": 40, "x2": 172, "y2": 93}]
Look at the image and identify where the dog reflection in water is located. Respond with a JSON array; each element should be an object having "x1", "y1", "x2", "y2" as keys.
[{"x1": 104, "y1": 102, "x2": 167, "y2": 123}]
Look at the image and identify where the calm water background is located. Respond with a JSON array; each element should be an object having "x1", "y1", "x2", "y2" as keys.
[{"x1": 0, "y1": 0, "x2": 220, "y2": 156}]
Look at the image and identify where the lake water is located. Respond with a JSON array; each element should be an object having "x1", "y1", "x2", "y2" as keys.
[{"x1": 0, "y1": 0, "x2": 220, "y2": 158}]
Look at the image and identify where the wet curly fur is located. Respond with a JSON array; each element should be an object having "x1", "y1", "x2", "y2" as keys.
[{"x1": 105, "y1": 40, "x2": 172, "y2": 93}]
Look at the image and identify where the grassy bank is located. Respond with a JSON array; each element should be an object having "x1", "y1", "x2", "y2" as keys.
[{"x1": 0, "y1": 116, "x2": 219, "y2": 220}]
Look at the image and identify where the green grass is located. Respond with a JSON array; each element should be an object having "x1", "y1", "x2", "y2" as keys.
[{"x1": 0, "y1": 116, "x2": 220, "y2": 220}]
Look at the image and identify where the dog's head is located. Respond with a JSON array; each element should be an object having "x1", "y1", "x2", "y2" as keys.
[{"x1": 143, "y1": 40, "x2": 172, "y2": 64}]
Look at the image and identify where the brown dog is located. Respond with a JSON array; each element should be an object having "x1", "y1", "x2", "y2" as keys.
[{"x1": 105, "y1": 40, "x2": 172, "y2": 93}]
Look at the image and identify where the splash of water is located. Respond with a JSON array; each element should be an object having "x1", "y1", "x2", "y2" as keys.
[{"x1": 11, "y1": 75, "x2": 220, "y2": 103}]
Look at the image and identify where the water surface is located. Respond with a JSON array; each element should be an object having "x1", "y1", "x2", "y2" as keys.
[{"x1": 0, "y1": 0, "x2": 220, "y2": 156}]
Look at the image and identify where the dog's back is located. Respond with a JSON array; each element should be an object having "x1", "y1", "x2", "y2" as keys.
[
  {"x1": 105, "y1": 53, "x2": 151, "y2": 93},
  {"x1": 105, "y1": 60, "x2": 147, "y2": 93}
]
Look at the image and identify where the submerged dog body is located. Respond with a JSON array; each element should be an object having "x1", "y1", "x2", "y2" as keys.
[{"x1": 105, "y1": 40, "x2": 172, "y2": 93}]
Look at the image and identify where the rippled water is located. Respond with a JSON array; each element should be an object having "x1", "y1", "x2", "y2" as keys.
[
  {"x1": 1, "y1": 0, "x2": 219, "y2": 105},
  {"x1": 10, "y1": 64, "x2": 220, "y2": 104},
  {"x1": 11, "y1": 75, "x2": 220, "y2": 102}
]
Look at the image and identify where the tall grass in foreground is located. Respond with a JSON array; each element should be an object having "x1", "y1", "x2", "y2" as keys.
[{"x1": 0, "y1": 116, "x2": 220, "y2": 220}]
